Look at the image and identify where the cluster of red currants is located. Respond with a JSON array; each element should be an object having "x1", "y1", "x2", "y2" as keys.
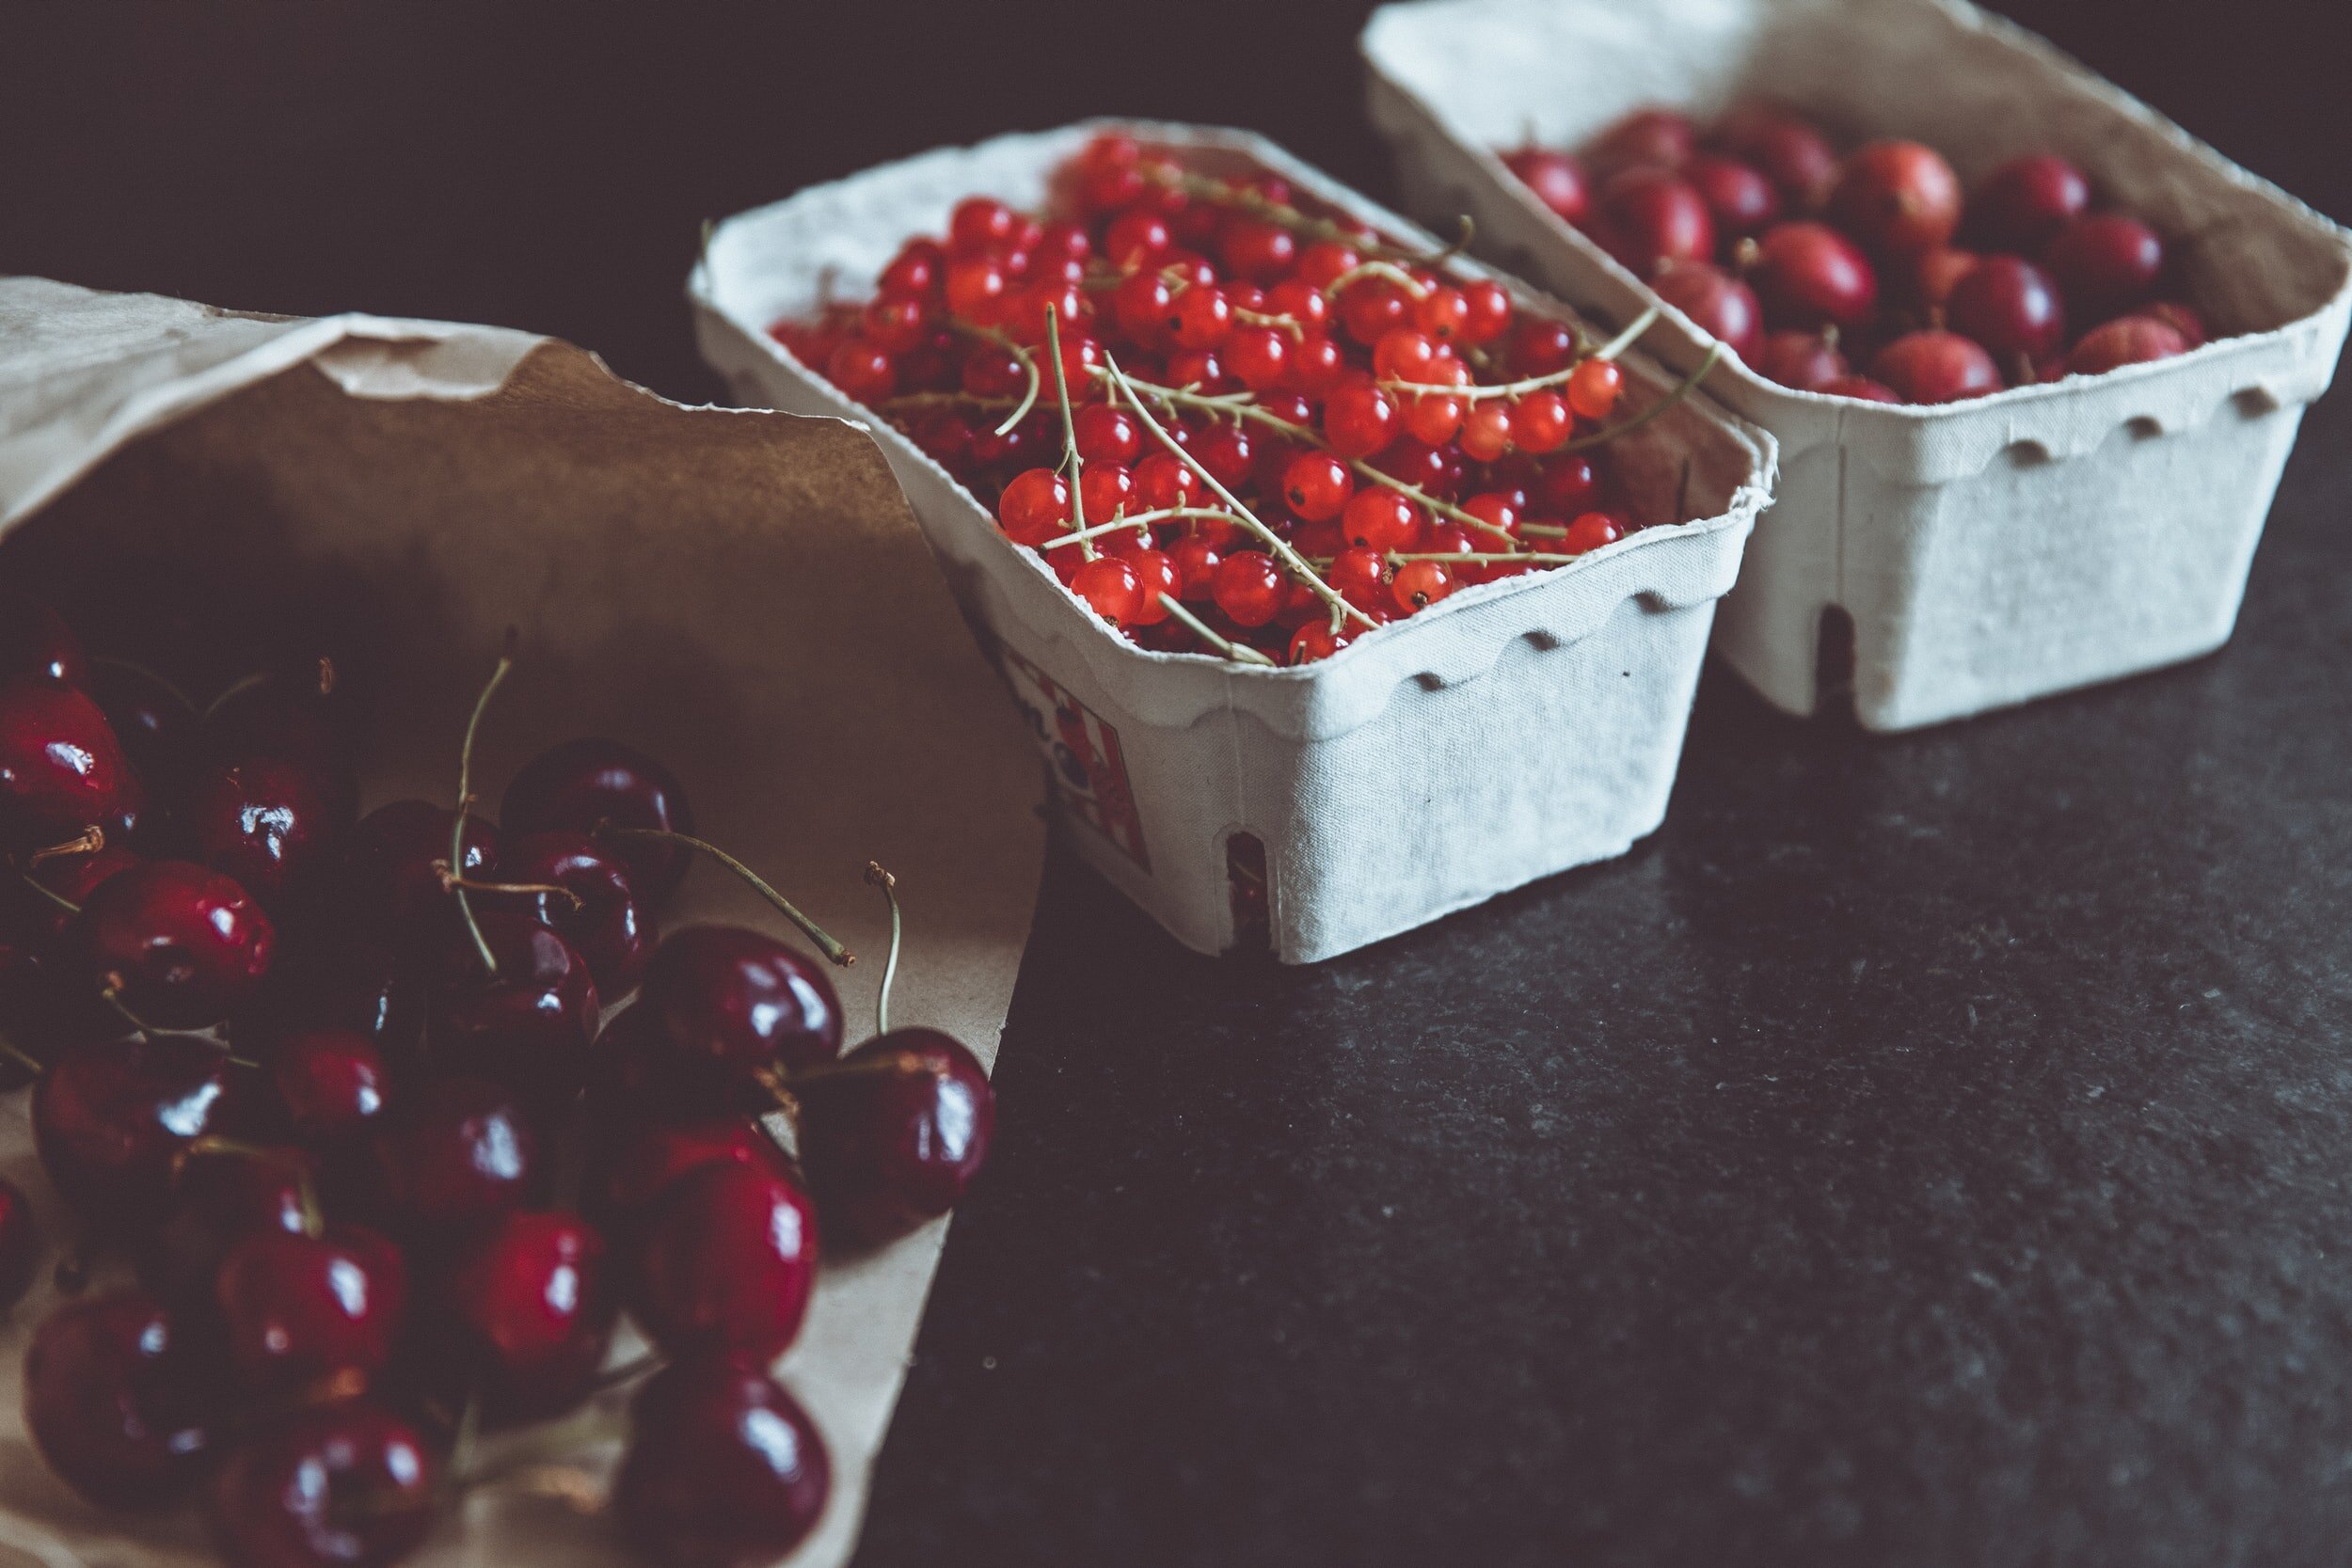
[
  {"x1": 772, "y1": 135, "x2": 1710, "y2": 668},
  {"x1": 1505, "y1": 103, "x2": 2208, "y2": 403},
  {"x1": 0, "y1": 590, "x2": 993, "y2": 1568}
]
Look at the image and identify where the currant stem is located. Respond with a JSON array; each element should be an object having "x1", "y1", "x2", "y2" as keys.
[
  {"x1": 1138, "y1": 165, "x2": 1441, "y2": 270},
  {"x1": 865, "y1": 862, "x2": 901, "y2": 1037},
  {"x1": 1558, "y1": 341, "x2": 1724, "y2": 453},
  {"x1": 1152, "y1": 594, "x2": 1279, "y2": 665},
  {"x1": 451, "y1": 629, "x2": 517, "y2": 980},
  {"x1": 1037, "y1": 507, "x2": 1240, "y2": 550},
  {"x1": 1323, "y1": 259, "x2": 1430, "y2": 303},
  {"x1": 946, "y1": 320, "x2": 1041, "y2": 436},
  {"x1": 1595, "y1": 304, "x2": 1663, "y2": 363},
  {"x1": 595, "y1": 824, "x2": 853, "y2": 967},
  {"x1": 1042, "y1": 303, "x2": 1094, "y2": 562},
  {"x1": 1103, "y1": 355, "x2": 1376, "y2": 633},
  {"x1": 1387, "y1": 550, "x2": 1590, "y2": 565}
]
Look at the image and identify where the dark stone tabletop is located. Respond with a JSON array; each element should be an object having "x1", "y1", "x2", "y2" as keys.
[{"x1": 6, "y1": 3, "x2": 2346, "y2": 1562}]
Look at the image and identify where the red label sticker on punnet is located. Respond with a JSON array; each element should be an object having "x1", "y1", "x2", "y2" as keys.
[{"x1": 1000, "y1": 648, "x2": 1150, "y2": 870}]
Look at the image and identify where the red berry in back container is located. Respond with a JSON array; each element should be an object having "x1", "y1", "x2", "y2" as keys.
[
  {"x1": 1595, "y1": 166, "x2": 1716, "y2": 279},
  {"x1": 1968, "y1": 152, "x2": 2090, "y2": 254},
  {"x1": 1872, "y1": 330, "x2": 2002, "y2": 404},
  {"x1": 2066, "y1": 316, "x2": 2189, "y2": 375},
  {"x1": 1651, "y1": 260, "x2": 1763, "y2": 364},
  {"x1": 1714, "y1": 105, "x2": 1839, "y2": 212},
  {"x1": 1830, "y1": 141, "x2": 1963, "y2": 257},
  {"x1": 1754, "y1": 328, "x2": 1850, "y2": 391},
  {"x1": 1684, "y1": 153, "x2": 1781, "y2": 237},
  {"x1": 2043, "y1": 214, "x2": 2165, "y2": 322},
  {"x1": 1589, "y1": 106, "x2": 1696, "y2": 173},
  {"x1": 1820, "y1": 374, "x2": 1903, "y2": 404},
  {"x1": 1947, "y1": 255, "x2": 2067, "y2": 364},
  {"x1": 1751, "y1": 222, "x2": 1879, "y2": 330},
  {"x1": 1213, "y1": 553, "x2": 1288, "y2": 628},
  {"x1": 1910, "y1": 246, "x2": 1980, "y2": 313},
  {"x1": 1502, "y1": 146, "x2": 1590, "y2": 224}
]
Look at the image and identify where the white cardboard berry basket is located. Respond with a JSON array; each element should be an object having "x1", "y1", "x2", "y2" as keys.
[
  {"x1": 1362, "y1": 0, "x2": 2352, "y2": 731},
  {"x1": 691, "y1": 120, "x2": 1776, "y2": 964}
]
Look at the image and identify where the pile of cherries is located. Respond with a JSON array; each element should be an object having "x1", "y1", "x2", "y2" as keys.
[
  {"x1": 773, "y1": 135, "x2": 1705, "y2": 668},
  {"x1": 0, "y1": 590, "x2": 994, "y2": 1568},
  {"x1": 1504, "y1": 103, "x2": 2209, "y2": 403}
]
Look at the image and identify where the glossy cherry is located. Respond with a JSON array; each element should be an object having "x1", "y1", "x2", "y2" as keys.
[
  {"x1": 0, "y1": 591, "x2": 88, "y2": 686},
  {"x1": 0, "y1": 1173, "x2": 38, "y2": 1308},
  {"x1": 366, "y1": 1075, "x2": 540, "y2": 1233},
  {"x1": 1588, "y1": 106, "x2": 1696, "y2": 172},
  {"x1": 0, "y1": 675, "x2": 135, "y2": 856},
  {"x1": 87, "y1": 659, "x2": 199, "y2": 798},
  {"x1": 796, "y1": 1027, "x2": 996, "y2": 1250},
  {"x1": 215, "y1": 1224, "x2": 406, "y2": 1389},
  {"x1": 1969, "y1": 152, "x2": 2090, "y2": 253},
  {"x1": 1502, "y1": 146, "x2": 1589, "y2": 224},
  {"x1": 232, "y1": 934, "x2": 420, "y2": 1064},
  {"x1": 1872, "y1": 330, "x2": 2004, "y2": 404},
  {"x1": 2043, "y1": 214, "x2": 2165, "y2": 321},
  {"x1": 72, "y1": 859, "x2": 276, "y2": 1028},
  {"x1": 34, "y1": 1033, "x2": 238, "y2": 1227},
  {"x1": 441, "y1": 1208, "x2": 616, "y2": 1419},
  {"x1": 501, "y1": 736, "x2": 695, "y2": 902},
  {"x1": 1751, "y1": 222, "x2": 1879, "y2": 330},
  {"x1": 183, "y1": 754, "x2": 340, "y2": 913},
  {"x1": 424, "y1": 911, "x2": 600, "y2": 1109},
  {"x1": 1684, "y1": 152, "x2": 1780, "y2": 237},
  {"x1": 587, "y1": 1116, "x2": 792, "y2": 1239},
  {"x1": 2067, "y1": 315, "x2": 2189, "y2": 375},
  {"x1": 208, "y1": 1402, "x2": 437, "y2": 1568},
  {"x1": 629, "y1": 1161, "x2": 818, "y2": 1363},
  {"x1": 201, "y1": 660, "x2": 360, "y2": 825},
  {"x1": 24, "y1": 1291, "x2": 220, "y2": 1507},
  {"x1": 1651, "y1": 261, "x2": 1764, "y2": 364},
  {"x1": 1754, "y1": 328, "x2": 1849, "y2": 391},
  {"x1": 135, "y1": 1144, "x2": 314, "y2": 1314},
  {"x1": 1947, "y1": 255, "x2": 2067, "y2": 364},
  {"x1": 271, "y1": 1028, "x2": 393, "y2": 1146},
  {"x1": 1715, "y1": 105, "x2": 1838, "y2": 210},
  {"x1": 1830, "y1": 140, "x2": 1963, "y2": 257},
  {"x1": 614, "y1": 1354, "x2": 832, "y2": 1568},
  {"x1": 1594, "y1": 166, "x2": 1715, "y2": 279},
  {"x1": 340, "y1": 799, "x2": 497, "y2": 955},
  {"x1": 634, "y1": 926, "x2": 844, "y2": 1108}
]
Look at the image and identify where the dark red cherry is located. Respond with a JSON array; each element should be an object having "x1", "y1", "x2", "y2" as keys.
[
  {"x1": 1947, "y1": 255, "x2": 2067, "y2": 364},
  {"x1": 1650, "y1": 260, "x2": 1764, "y2": 363},
  {"x1": 1873, "y1": 330, "x2": 2004, "y2": 404},
  {"x1": 1970, "y1": 153, "x2": 2091, "y2": 253},
  {"x1": 1829, "y1": 140, "x2": 1963, "y2": 257},
  {"x1": 1820, "y1": 374, "x2": 1904, "y2": 404},
  {"x1": 209, "y1": 1402, "x2": 436, "y2": 1568},
  {"x1": 1683, "y1": 152, "x2": 1780, "y2": 237},
  {"x1": 583, "y1": 1004, "x2": 743, "y2": 1130},
  {"x1": 2043, "y1": 214, "x2": 2165, "y2": 322},
  {"x1": 0, "y1": 1173, "x2": 39, "y2": 1308},
  {"x1": 614, "y1": 1354, "x2": 831, "y2": 1568},
  {"x1": 1587, "y1": 105, "x2": 1695, "y2": 173},
  {"x1": 0, "y1": 591, "x2": 87, "y2": 686},
  {"x1": 1593, "y1": 166, "x2": 1715, "y2": 279},
  {"x1": 136, "y1": 1144, "x2": 314, "y2": 1315},
  {"x1": 341, "y1": 800, "x2": 497, "y2": 954},
  {"x1": 797, "y1": 1027, "x2": 995, "y2": 1250},
  {"x1": 87, "y1": 658, "x2": 199, "y2": 793},
  {"x1": 1754, "y1": 328, "x2": 1850, "y2": 391},
  {"x1": 183, "y1": 754, "x2": 341, "y2": 915},
  {"x1": 215, "y1": 1225, "x2": 406, "y2": 1389},
  {"x1": 486, "y1": 829, "x2": 655, "y2": 1000},
  {"x1": 25, "y1": 1291, "x2": 219, "y2": 1507},
  {"x1": 11, "y1": 838, "x2": 140, "y2": 942},
  {"x1": 72, "y1": 859, "x2": 276, "y2": 1028},
  {"x1": 0, "y1": 675, "x2": 134, "y2": 856},
  {"x1": 367, "y1": 1075, "x2": 539, "y2": 1233},
  {"x1": 586, "y1": 1117, "x2": 790, "y2": 1240},
  {"x1": 424, "y1": 911, "x2": 599, "y2": 1110},
  {"x1": 442, "y1": 1209, "x2": 616, "y2": 1419},
  {"x1": 629, "y1": 1162, "x2": 818, "y2": 1363},
  {"x1": 202, "y1": 658, "x2": 361, "y2": 816},
  {"x1": 2067, "y1": 315, "x2": 2190, "y2": 375},
  {"x1": 636, "y1": 926, "x2": 844, "y2": 1106},
  {"x1": 1501, "y1": 146, "x2": 1588, "y2": 224},
  {"x1": 1714, "y1": 104, "x2": 1838, "y2": 211},
  {"x1": 232, "y1": 935, "x2": 421, "y2": 1065},
  {"x1": 501, "y1": 737, "x2": 695, "y2": 902},
  {"x1": 272, "y1": 1028, "x2": 392, "y2": 1146},
  {"x1": 1751, "y1": 222, "x2": 1879, "y2": 330},
  {"x1": 34, "y1": 1034, "x2": 236, "y2": 1227}
]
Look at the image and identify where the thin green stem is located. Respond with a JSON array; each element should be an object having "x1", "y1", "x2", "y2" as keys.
[
  {"x1": 87, "y1": 656, "x2": 194, "y2": 716},
  {"x1": 1043, "y1": 303, "x2": 1092, "y2": 560},
  {"x1": 1595, "y1": 304, "x2": 1663, "y2": 362},
  {"x1": 1557, "y1": 341, "x2": 1724, "y2": 454},
  {"x1": 1037, "y1": 508, "x2": 1242, "y2": 550},
  {"x1": 451, "y1": 629, "x2": 516, "y2": 979},
  {"x1": 1323, "y1": 259, "x2": 1429, "y2": 302},
  {"x1": 19, "y1": 872, "x2": 82, "y2": 917},
  {"x1": 946, "y1": 320, "x2": 1041, "y2": 436},
  {"x1": 596, "y1": 824, "x2": 853, "y2": 967},
  {"x1": 865, "y1": 863, "x2": 901, "y2": 1037},
  {"x1": 1154, "y1": 594, "x2": 1279, "y2": 665},
  {"x1": 0, "y1": 1037, "x2": 43, "y2": 1078}
]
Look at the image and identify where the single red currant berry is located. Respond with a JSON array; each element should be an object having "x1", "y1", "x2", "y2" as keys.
[
  {"x1": 1164, "y1": 347, "x2": 1230, "y2": 393},
  {"x1": 996, "y1": 468, "x2": 1072, "y2": 547},
  {"x1": 824, "y1": 339, "x2": 897, "y2": 403},
  {"x1": 1294, "y1": 241, "x2": 1362, "y2": 290},
  {"x1": 961, "y1": 343, "x2": 1027, "y2": 399},
  {"x1": 1509, "y1": 390, "x2": 1573, "y2": 453},
  {"x1": 1073, "y1": 403, "x2": 1142, "y2": 466},
  {"x1": 1133, "y1": 452, "x2": 1198, "y2": 512},
  {"x1": 1510, "y1": 319, "x2": 1579, "y2": 378},
  {"x1": 1372, "y1": 328, "x2": 1443, "y2": 384},
  {"x1": 1219, "y1": 217, "x2": 1297, "y2": 282},
  {"x1": 1194, "y1": 424, "x2": 1254, "y2": 489},
  {"x1": 1071, "y1": 558, "x2": 1144, "y2": 626},
  {"x1": 1282, "y1": 453, "x2": 1354, "y2": 521},
  {"x1": 1537, "y1": 454, "x2": 1604, "y2": 515},
  {"x1": 1565, "y1": 511, "x2": 1626, "y2": 553},
  {"x1": 1460, "y1": 403, "x2": 1514, "y2": 462},
  {"x1": 862, "y1": 296, "x2": 932, "y2": 354},
  {"x1": 943, "y1": 256, "x2": 1008, "y2": 323},
  {"x1": 1169, "y1": 285, "x2": 1233, "y2": 350},
  {"x1": 1286, "y1": 334, "x2": 1348, "y2": 397},
  {"x1": 1567, "y1": 359, "x2": 1625, "y2": 421},
  {"x1": 1343, "y1": 488, "x2": 1422, "y2": 552},
  {"x1": 1457, "y1": 280, "x2": 1515, "y2": 345},
  {"x1": 1406, "y1": 392, "x2": 1467, "y2": 447},
  {"x1": 877, "y1": 240, "x2": 943, "y2": 300},
  {"x1": 1391, "y1": 560, "x2": 1455, "y2": 613},
  {"x1": 1127, "y1": 550, "x2": 1179, "y2": 626},
  {"x1": 947, "y1": 196, "x2": 1018, "y2": 255},
  {"x1": 1462, "y1": 492, "x2": 1520, "y2": 539},
  {"x1": 1337, "y1": 277, "x2": 1412, "y2": 345},
  {"x1": 1322, "y1": 381, "x2": 1400, "y2": 459},
  {"x1": 1169, "y1": 536, "x2": 1222, "y2": 599},
  {"x1": 1225, "y1": 327, "x2": 1289, "y2": 393},
  {"x1": 1288, "y1": 621, "x2": 1358, "y2": 664},
  {"x1": 1265, "y1": 278, "x2": 1329, "y2": 333},
  {"x1": 1327, "y1": 546, "x2": 1390, "y2": 609},
  {"x1": 1414, "y1": 287, "x2": 1471, "y2": 342},
  {"x1": 1078, "y1": 462, "x2": 1134, "y2": 523},
  {"x1": 1212, "y1": 553, "x2": 1288, "y2": 628}
]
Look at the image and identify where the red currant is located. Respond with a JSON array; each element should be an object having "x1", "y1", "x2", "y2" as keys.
[
  {"x1": 1327, "y1": 546, "x2": 1390, "y2": 609},
  {"x1": 1225, "y1": 327, "x2": 1289, "y2": 392},
  {"x1": 1536, "y1": 454, "x2": 1603, "y2": 515},
  {"x1": 1294, "y1": 241, "x2": 1362, "y2": 290},
  {"x1": 824, "y1": 339, "x2": 897, "y2": 404},
  {"x1": 944, "y1": 256, "x2": 1008, "y2": 323},
  {"x1": 947, "y1": 197, "x2": 1019, "y2": 255},
  {"x1": 1079, "y1": 462, "x2": 1135, "y2": 522},
  {"x1": 1073, "y1": 403, "x2": 1141, "y2": 466},
  {"x1": 1194, "y1": 424, "x2": 1254, "y2": 489},
  {"x1": 1169, "y1": 536, "x2": 1222, "y2": 598},
  {"x1": 1567, "y1": 359, "x2": 1624, "y2": 421},
  {"x1": 1281, "y1": 452, "x2": 1354, "y2": 521},
  {"x1": 1343, "y1": 488, "x2": 1422, "y2": 552},
  {"x1": 1286, "y1": 334, "x2": 1348, "y2": 397},
  {"x1": 1220, "y1": 218, "x2": 1296, "y2": 282},
  {"x1": 1337, "y1": 277, "x2": 1412, "y2": 345},
  {"x1": 996, "y1": 468, "x2": 1071, "y2": 546},
  {"x1": 1133, "y1": 451, "x2": 1197, "y2": 512},
  {"x1": 1322, "y1": 380, "x2": 1400, "y2": 458},
  {"x1": 1169, "y1": 285, "x2": 1233, "y2": 349},
  {"x1": 1127, "y1": 550, "x2": 1180, "y2": 626},
  {"x1": 1565, "y1": 511, "x2": 1625, "y2": 553},
  {"x1": 1212, "y1": 553, "x2": 1287, "y2": 627},
  {"x1": 877, "y1": 241, "x2": 944, "y2": 300},
  {"x1": 1460, "y1": 403, "x2": 1513, "y2": 462},
  {"x1": 862, "y1": 296, "x2": 932, "y2": 353},
  {"x1": 1265, "y1": 278, "x2": 1329, "y2": 333},
  {"x1": 1071, "y1": 557, "x2": 1144, "y2": 625},
  {"x1": 1509, "y1": 390, "x2": 1573, "y2": 453},
  {"x1": 1391, "y1": 560, "x2": 1455, "y2": 613}
]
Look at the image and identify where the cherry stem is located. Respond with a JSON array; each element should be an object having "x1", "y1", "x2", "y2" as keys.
[
  {"x1": 1042, "y1": 303, "x2": 1095, "y2": 562},
  {"x1": 865, "y1": 862, "x2": 901, "y2": 1037},
  {"x1": 184, "y1": 1136, "x2": 324, "y2": 1235},
  {"x1": 24, "y1": 824, "x2": 105, "y2": 868},
  {"x1": 97, "y1": 987, "x2": 151, "y2": 1041},
  {"x1": 1557, "y1": 342, "x2": 1724, "y2": 454},
  {"x1": 87, "y1": 656, "x2": 196, "y2": 714},
  {"x1": 18, "y1": 873, "x2": 82, "y2": 918},
  {"x1": 0, "y1": 1037, "x2": 42, "y2": 1077},
  {"x1": 779, "y1": 1050, "x2": 930, "y2": 1088},
  {"x1": 1103, "y1": 354, "x2": 1377, "y2": 634},
  {"x1": 452, "y1": 629, "x2": 518, "y2": 980},
  {"x1": 201, "y1": 669, "x2": 271, "y2": 721},
  {"x1": 1154, "y1": 594, "x2": 1278, "y2": 665},
  {"x1": 436, "y1": 867, "x2": 584, "y2": 912},
  {"x1": 589, "y1": 1350, "x2": 665, "y2": 1394},
  {"x1": 946, "y1": 320, "x2": 1041, "y2": 436},
  {"x1": 595, "y1": 824, "x2": 853, "y2": 967}
]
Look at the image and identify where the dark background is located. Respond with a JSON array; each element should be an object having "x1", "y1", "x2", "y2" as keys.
[{"x1": 8, "y1": 3, "x2": 2351, "y2": 1564}]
